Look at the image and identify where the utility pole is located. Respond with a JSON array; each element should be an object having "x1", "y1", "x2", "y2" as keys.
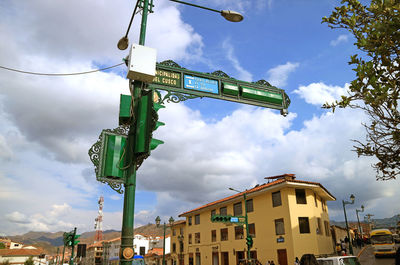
[{"x1": 120, "y1": 1, "x2": 150, "y2": 265}]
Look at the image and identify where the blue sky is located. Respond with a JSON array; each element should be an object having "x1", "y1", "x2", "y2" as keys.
[{"x1": 0, "y1": 0, "x2": 399, "y2": 236}]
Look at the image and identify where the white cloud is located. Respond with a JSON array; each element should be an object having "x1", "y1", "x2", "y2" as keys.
[
  {"x1": 330, "y1": 34, "x2": 349, "y2": 46},
  {"x1": 222, "y1": 39, "x2": 253, "y2": 81},
  {"x1": 294, "y1": 82, "x2": 349, "y2": 105},
  {"x1": 266, "y1": 62, "x2": 299, "y2": 87}
]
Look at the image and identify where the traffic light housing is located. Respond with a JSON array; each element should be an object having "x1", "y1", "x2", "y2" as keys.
[
  {"x1": 134, "y1": 90, "x2": 165, "y2": 155},
  {"x1": 73, "y1": 234, "x2": 80, "y2": 246},
  {"x1": 246, "y1": 236, "x2": 253, "y2": 248}
]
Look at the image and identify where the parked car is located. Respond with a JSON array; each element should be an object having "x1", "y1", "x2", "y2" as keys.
[
  {"x1": 317, "y1": 256, "x2": 361, "y2": 265},
  {"x1": 132, "y1": 255, "x2": 146, "y2": 265}
]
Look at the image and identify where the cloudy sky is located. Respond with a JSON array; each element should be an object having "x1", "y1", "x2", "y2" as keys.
[{"x1": 0, "y1": 0, "x2": 399, "y2": 236}]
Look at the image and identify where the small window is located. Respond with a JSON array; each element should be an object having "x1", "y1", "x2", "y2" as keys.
[
  {"x1": 314, "y1": 193, "x2": 318, "y2": 207},
  {"x1": 324, "y1": 221, "x2": 331, "y2": 236},
  {"x1": 246, "y1": 199, "x2": 254, "y2": 213},
  {"x1": 317, "y1": 218, "x2": 322, "y2": 234},
  {"x1": 172, "y1": 243, "x2": 176, "y2": 252},
  {"x1": 195, "y1": 214, "x2": 200, "y2": 225},
  {"x1": 221, "y1": 228, "x2": 228, "y2": 241},
  {"x1": 233, "y1": 202, "x2": 242, "y2": 216},
  {"x1": 188, "y1": 216, "x2": 192, "y2": 226},
  {"x1": 322, "y1": 200, "x2": 327, "y2": 212},
  {"x1": 188, "y1": 234, "x2": 192, "y2": 244},
  {"x1": 173, "y1": 229, "x2": 176, "y2": 236},
  {"x1": 180, "y1": 227, "x2": 184, "y2": 235},
  {"x1": 275, "y1": 218, "x2": 285, "y2": 235},
  {"x1": 296, "y1": 189, "x2": 307, "y2": 204},
  {"x1": 195, "y1": 232, "x2": 200, "y2": 244},
  {"x1": 220, "y1": 207, "x2": 227, "y2": 216},
  {"x1": 211, "y1": 209, "x2": 216, "y2": 218},
  {"x1": 299, "y1": 217, "x2": 310, "y2": 233},
  {"x1": 249, "y1": 223, "x2": 256, "y2": 238},
  {"x1": 211, "y1": 230, "x2": 217, "y2": 242},
  {"x1": 272, "y1": 191, "x2": 282, "y2": 207},
  {"x1": 180, "y1": 241, "x2": 184, "y2": 252},
  {"x1": 235, "y1": 226, "x2": 244, "y2": 239}
]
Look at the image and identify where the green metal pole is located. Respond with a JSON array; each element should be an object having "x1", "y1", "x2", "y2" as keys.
[
  {"x1": 343, "y1": 201, "x2": 353, "y2": 255},
  {"x1": 244, "y1": 193, "x2": 251, "y2": 261},
  {"x1": 120, "y1": 1, "x2": 150, "y2": 265},
  {"x1": 61, "y1": 244, "x2": 66, "y2": 265},
  {"x1": 162, "y1": 223, "x2": 166, "y2": 265},
  {"x1": 70, "y1": 228, "x2": 77, "y2": 265}
]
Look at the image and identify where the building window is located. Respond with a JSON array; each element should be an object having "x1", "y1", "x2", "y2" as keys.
[
  {"x1": 272, "y1": 191, "x2": 282, "y2": 207},
  {"x1": 220, "y1": 207, "x2": 227, "y2": 216},
  {"x1": 299, "y1": 217, "x2": 310, "y2": 233},
  {"x1": 211, "y1": 209, "x2": 216, "y2": 218},
  {"x1": 275, "y1": 218, "x2": 285, "y2": 235},
  {"x1": 246, "y1": 199, "x2": 254, "y2": 213},
  {"x1": 314, "y1": 193, "x2": 318, "y2": 207},
  {"x1": 180, "y1": 227, "x2": 184, "y2": 235},
  {"x1": 233, "y1": 202, "x2": 242, "y2": 216},
  {"x1": 221, "y1": 228, "x2": 228, "y2": 241},
  {"x1": 195, "y1": 232, "x2": 200, "y2": 244},
  {"x1": 249, "y1": 223, "x2": 256, "y2": 238},
  {"x1": 211, "y1": 230, "x2": 217, "y2": 242},
  {"x1": 180, "y1": 241, "x2": 184, "y2": 252},
  {"x1": 324, "y1": 221, "x2": 331, "y2": 236},
  {"x1": 188, "y1": 234, "x2": 192, "y2": 244},
  {"x1": 173, "y1": 229, "x2": 176, "y2": 236},
  {"x1": 322, "y1": 200, "x2": 327, "y2": 212},
  {"x1": 196, "y1": 252, "x2": 201, "y2": 265},
  {"x1": 188, "y1": 216, "x2": 192, "y2": 226},
  {"x1": 296, "y1": 189, "x2": 307, "y2": 204},
  {"x1": 172, "y1": 243, "x2": 176, "y2": 252},
  {"x1": 195, "y1": 214, "x2": 200, "y2": 225},
  {"x1": 235, "y1": 226, "x2": 244, "y2": 239},
  {"x1": 317, "y1": 218, "x2": 322, "y2": 235}
]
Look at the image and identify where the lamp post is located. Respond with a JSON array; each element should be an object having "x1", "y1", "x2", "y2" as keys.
[
  {"x1": 117, "y1": 2, "x2": 242, "y2": 265},
  {"x1": 356, "y1": 205, "x2": 365, "y2": 240},
  {"x1": 156, "y1": 216, "x2": 174, "y2": 265},
  {"x1": 342, "y1": 194, "x2": 355, "y2": 255},
  {"x1": 229, "y1": 188, "x2": 251, "y2": 262}
]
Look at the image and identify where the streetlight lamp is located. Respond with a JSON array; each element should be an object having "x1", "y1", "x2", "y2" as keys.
[
  {"x1": 342, "y1": 194, "x2": 355, "y2": 255},
  {"x1": 356, "y1": 205, "x2": 365, "y2": 240},
  {"x1": 229, "y1": 188, "x2": 251, "y2": 262},
  {"x1": 117, "y1": 0, "x2": 243, "y2": 50},
  {"x1": 155, "y1": 216, "x2": 174, "y2": 265}
]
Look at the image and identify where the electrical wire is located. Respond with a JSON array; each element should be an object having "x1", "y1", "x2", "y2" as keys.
[{"x1": 0, "y1": 62, "x2": 124, "y2": 76}]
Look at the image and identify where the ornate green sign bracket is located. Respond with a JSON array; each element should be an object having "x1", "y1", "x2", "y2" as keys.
[
  {"x1": 149, "y1": 60, "x2": 290, "y2": 115},
  {"x1": 160, "y1": 90, "x2": 203, "y2": 104},
  {"x1": 88, "y1": 125, "x2": 129, "y2": 194}
]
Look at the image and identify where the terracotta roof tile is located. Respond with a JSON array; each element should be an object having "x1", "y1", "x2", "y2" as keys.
[
  {"x1": 179, "y1": 177, "x2": 335, "y2": 216},
  {"x1": 0, "y1": 248, "x2": 44, "y2": 256}
]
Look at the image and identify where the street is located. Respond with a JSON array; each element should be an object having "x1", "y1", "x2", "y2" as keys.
[{"x1": 358, "y1": 245, "x2": 398, "y2": 265}]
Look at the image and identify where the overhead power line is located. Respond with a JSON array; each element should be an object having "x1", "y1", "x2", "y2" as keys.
[{"x1": 0, "y1": 62, "x2": 125, "y2": 76}]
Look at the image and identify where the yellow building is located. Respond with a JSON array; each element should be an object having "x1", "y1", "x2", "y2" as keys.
[{"x1": 172, "y1": 174, "x2": 335, "y2": 265}]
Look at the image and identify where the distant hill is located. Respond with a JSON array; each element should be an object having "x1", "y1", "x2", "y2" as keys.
[
  {"x1": 330, "y1": 214, "x2": 400, "y2": 229},
  {"x1": 7, "y1": 224, "x2": 170, "y2": 254}
]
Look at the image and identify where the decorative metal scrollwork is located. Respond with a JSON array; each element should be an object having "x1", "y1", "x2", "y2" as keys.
[
  {"x1": 160, "y1": 91, "x2": 202, "y2": 104},
  {"x1": 254, "y1": 79, "x2": 272, "y2": 87},
  {"x1": 89, "y1": 138, "x2": 102, "y2": 175},
  {"x1": 210, "y1": 70, "x2": 230, "y2": 78},
  {"x1": 101, "y1": 179, "x2": 124, "y2": 194},
  {"x1": 103, "y1": 125, "x2": 130, "y2": 136},
  {"x1": 159, "y1": 60, "x2": 184, "y2": 69},
  {"x1": 284, "y1": 92, "x2": 291, "y2": 107}
]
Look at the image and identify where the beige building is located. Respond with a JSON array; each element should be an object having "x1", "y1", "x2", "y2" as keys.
[{"x1": 171, "y1": 174, "x2": 335, "y2": 265}]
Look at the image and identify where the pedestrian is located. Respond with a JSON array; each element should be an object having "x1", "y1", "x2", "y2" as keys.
[
  {"x1": 295, "y1": 257, "x2": 300, "y2": 265},
  {"x1": 341, "y1": 250, "x2": 347, "y2": 256},
  {"x1": 270, "y1": 261, "x2": 275, "y2": 265},
  {"x1": 395, "y1": 247, "x2": 400, "y2": 265},
  {"x1": 266, "y1": 260, "x2": 270, "y2": 265},
  {"x1": 340, "y1": 240, "x2": 346, "y2": 253},
  {"x1": 336, "y1": 243, "x2": 341, "y2": 255}
]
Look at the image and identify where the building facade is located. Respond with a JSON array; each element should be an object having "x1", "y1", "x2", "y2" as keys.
[{"x1": 174, "y1": 174, "x2": 335, "y2": 265}]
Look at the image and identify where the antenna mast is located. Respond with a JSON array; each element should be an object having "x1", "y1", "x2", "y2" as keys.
[{"x1": 94, "y1": 196, "x2": 104, "y2": 242}]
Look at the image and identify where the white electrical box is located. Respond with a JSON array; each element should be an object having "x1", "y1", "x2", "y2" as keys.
[{"x1": 127, "y1": 44, "x2": 157, "y2": 82}]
